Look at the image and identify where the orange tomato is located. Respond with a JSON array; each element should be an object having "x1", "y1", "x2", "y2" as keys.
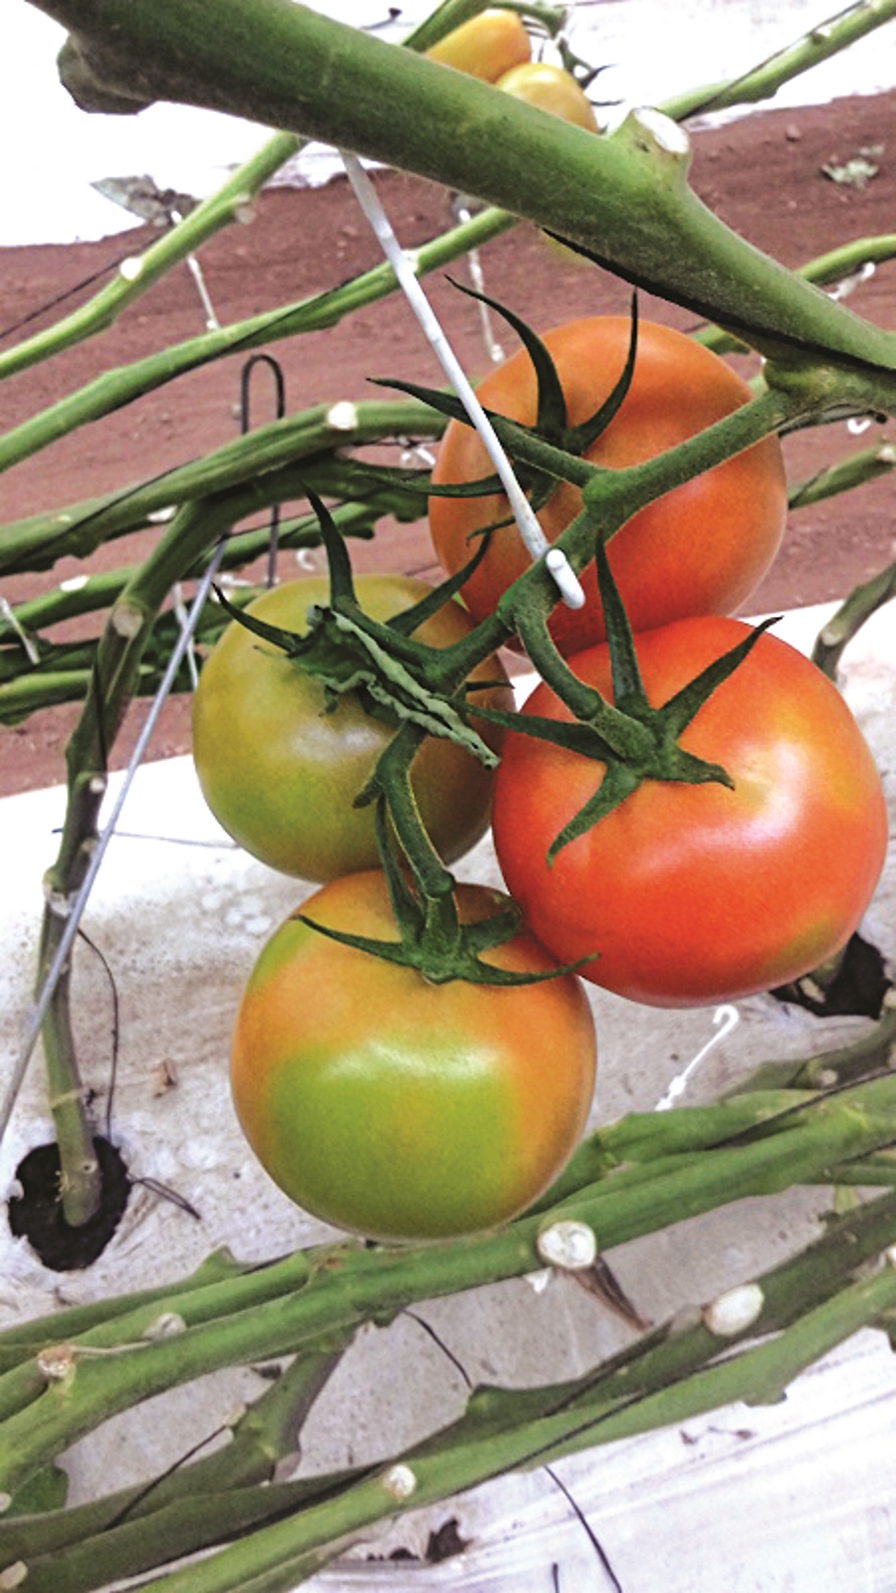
[
  {"x1": 429, "y1": 316, "x2": 788, "y2": 655},
  {"x1": 496, "y1": 61, "x2": 598, "y2": 132},
  {"x1": 425, "y1": 8, "x2": 530, "y2": 82},
  {"x1": 231, "y1": 872, "x2": 597, "y2": 1240}
]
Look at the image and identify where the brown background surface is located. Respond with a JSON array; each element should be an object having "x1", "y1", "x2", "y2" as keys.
[{"x1": 1, "y1": 89, "x2": 894, "y2": 796}]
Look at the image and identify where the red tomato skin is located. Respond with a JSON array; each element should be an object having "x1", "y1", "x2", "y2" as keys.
[
  {"x1": 429, "y1": 317, "x2": 788, "y2": 655},
  {"x1": 491, "y1": 617, "x2": 888, "y2": 1007},
  {"x1": 231, "y1": 873, "x2": 597, "y2": 1241}
]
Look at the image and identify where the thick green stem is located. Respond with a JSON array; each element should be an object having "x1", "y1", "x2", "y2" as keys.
[
  {"x1": 30, "y1": 0, "x2": 896, "y2": 383},
  {"x1": 33, "y1": 496, "x2": 244, "y2": 1223},
  {"x1": 789, "y1": 435, "x2": 895, "y2": 511},
  {"x1": 812, "y1": 560, "x2": 896, "y2": 678},
  {"x1": 729, "y1": 999, "x2": 896, "y2": 1097},
  {"x1": 0, "y1": 1248, "x2": 268, "y2": 1375},
  {"x1": 35, "y1": 919, "x2": 102, "y2": 1228}
]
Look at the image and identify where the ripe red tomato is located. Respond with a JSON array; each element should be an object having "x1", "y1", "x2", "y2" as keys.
[
  {"x1": 424, "y1": 8, "x2": 530, "y2": 81},
  {"x1": 495, "y1": 61, "x2": 598, "y2": 132},
  {"x1": 429, "y1": 317, "x2": 788, "y2": 655},
  {"x1": 492, "y1": 617, "x2": 888, "y2": 1007},
  {"x1": 231, "y1": 872, "x2": 597, "y2": 1241},
  {"x1": 192, "y1": 575, "x2": 513, "y2": 882}
]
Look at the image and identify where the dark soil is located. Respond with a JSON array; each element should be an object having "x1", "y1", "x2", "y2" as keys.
[
  {"x1": 8, "y1": 1137, "x2": 131, "y2": 1271},
  {"x1": 1, "y1": 90, "x2": 894, "y2": 796}
]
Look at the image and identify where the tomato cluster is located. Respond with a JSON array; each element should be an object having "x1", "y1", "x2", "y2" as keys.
[{"x1": 194, "y1": 292, "x2": 887, "y2": 1243}]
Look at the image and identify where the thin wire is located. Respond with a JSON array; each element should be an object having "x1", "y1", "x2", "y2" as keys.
[
  {"x1": 0, "y1": 541, "x2": 227, "y2": 1150},
  {"x1": 544, "y1": 1464, "x2": 625, "y2": 1591},
  {"x1": 340, "y1": 152, "x2": 585, "y2": 612}
]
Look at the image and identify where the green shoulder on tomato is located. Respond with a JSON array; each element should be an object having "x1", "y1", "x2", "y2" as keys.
[
  {"x1": 192, "y1": 574, "x2": 513, "y2": 882},
  {"x1": 231, "y1": 871, "x2": 597, "y2": 1241}
]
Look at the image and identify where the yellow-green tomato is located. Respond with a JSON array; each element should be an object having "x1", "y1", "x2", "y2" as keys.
[
  {"x1": 425, "y1": 8, "x2": 530, "y2": 82},
  {"x1": 231, "y1": 871, "x2": 598, "y2": 1241},
  {"x1": 495, "y1": 61, "x2": 598, "y2": 132},
  {"x1": 192, "y1": 575, "x2": 513, "y2": 881}
]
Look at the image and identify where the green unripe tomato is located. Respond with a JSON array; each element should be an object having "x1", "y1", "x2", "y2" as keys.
[{"x1": 192, "y1": 574, "x2": 512, "y2": 881}]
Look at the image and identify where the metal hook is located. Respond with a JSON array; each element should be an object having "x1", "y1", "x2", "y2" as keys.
[{"x1": 239, "y1": 353, "x2": 287, "y2": 587}]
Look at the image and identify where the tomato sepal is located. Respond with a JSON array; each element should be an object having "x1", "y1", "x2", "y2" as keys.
[
  {"x1": 212, "y1": 583, "x2": 499, "y2": 768},
  {"x1": 294, "y1": 900, "x2": 595, "y2": 987},
  {"x1": 496, "y1": 543, "x2": 785, "y2": 861},
  {"x1": 444, "y1": 276, "x2": 569, "y2": 441}
]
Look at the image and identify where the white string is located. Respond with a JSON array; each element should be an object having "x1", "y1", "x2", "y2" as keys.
[
  {"x1": 654, "y1": 1004, "x2": 740, "y2": 1112},
  {"x1": 340, "y1": 153, "x2": 585, "y2": 612}
]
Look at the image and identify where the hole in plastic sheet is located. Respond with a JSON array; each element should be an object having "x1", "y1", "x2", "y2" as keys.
[
  {"x1": 8, "y1": 1136, "x2": 130, "y2": 1271},
  {"x1": 769, "y1": 932, "x2": 890, "y2": 1019},
  {"x1": 366, "y1": 1516, "x2": 471, "y2": 1565}
]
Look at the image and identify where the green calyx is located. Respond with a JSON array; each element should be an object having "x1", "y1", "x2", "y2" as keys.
[
  {"x1": 380, "y1": 287, "x2": 638, "y2": 511},
  {"x1": 299, "y1": 794, "x2": 593, "y2": 987},
  {"x1": 478, "y1": 539, "x2": 779, "y2": 861},
  {"x1": 213, "y1": 488, "x2": 499, "y2": 768}
]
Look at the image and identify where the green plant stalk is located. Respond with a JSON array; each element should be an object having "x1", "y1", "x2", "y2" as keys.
[
  {"x1": 5, "y1": 1068, "x2": 896, "y2": 1498},
  {"x1": 0, "y1": 1248, "x2": 274, "y2": 1376},
  {"x1": 0, "y1": 1246, "x2": 315, "y2": 1426},
  {"x1": 658, "y1": 0, "x2": 896, "y2": 121},
  {"x1": 32, "y1": 943, "x2": 100, "y2": 1227},
  {"x1": 13, "y1": 1190, "x2": 896, "y2": 1593},
  {"x1": 12, "y1": 1471, "x2": 364, "y2": 1593},
  {"x1": 0, "y1": 397, "x2": 441, "y2": 576},
  {"x1": 400, "y1": 0, "x2": 493, "y2": 52},
  {"x1": 86, "y1": 1253, "x2": 896, "y2": 1593},
  {"x1": 0, "y1": 1339, "x2": 354, "y2": 1569},
  {"x1": 729, "y1": 999, "x2": 896, "y2": 1096},
  {"x1": 35, "y1": 493, "x2": 266, "y2": 1224},
  {"x1": 32, "y1": 0, "x2": 896, "y2": 381},
  {"x1": 1, "y1": 499, "x2": 378, "y2": 637},
  {"x1": 788, "y1": 435, "x2": 895, "y2": 510},
  {"x1": 0, "y1": 133, "x2": 301, "y2": 384},
  {"x1": 812, "y1": 558, "x2": 896, "y2": 678},
  {"x1": 0, "y1": 205, "x2": 514, "y2": 479},
  {"x1": 798, "y1": 232, "x2": 896, "y2": 289}
]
